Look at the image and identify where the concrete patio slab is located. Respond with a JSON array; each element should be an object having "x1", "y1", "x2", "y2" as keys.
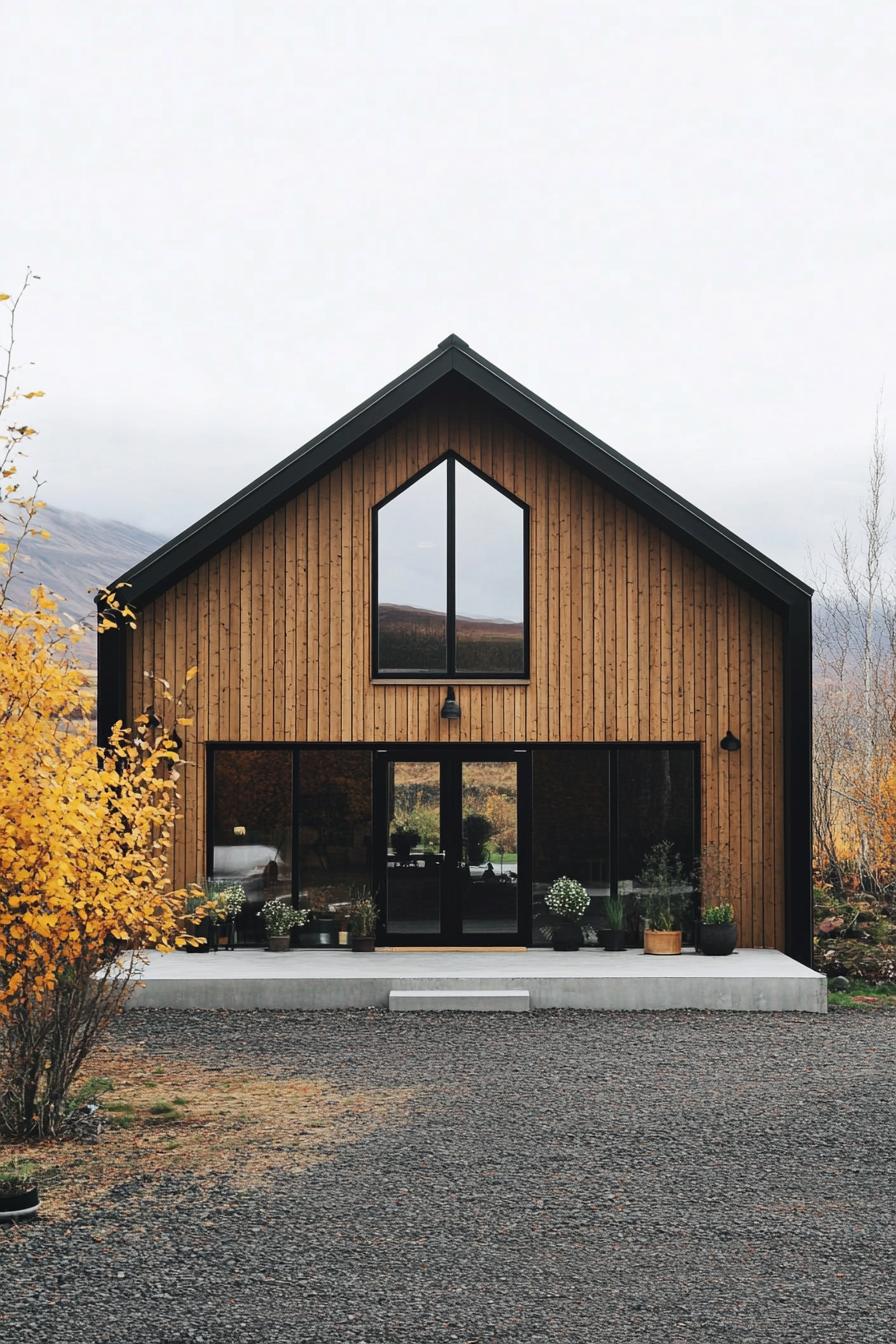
[{"x1": 127, "y1": 947, "x2": 827, "y2": 1013}]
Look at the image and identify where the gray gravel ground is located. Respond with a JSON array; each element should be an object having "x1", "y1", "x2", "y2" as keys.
[{"x1": 2, "y1": 1007, "x2": 895, "y2": 1343}]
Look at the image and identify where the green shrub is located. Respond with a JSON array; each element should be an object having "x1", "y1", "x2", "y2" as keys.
[
  {"x1": 816, "y1": 939, "x2": 896, "y2": 985},
  {"x1": 702, "y1": 902, "x2": 735, "y2": 925}
]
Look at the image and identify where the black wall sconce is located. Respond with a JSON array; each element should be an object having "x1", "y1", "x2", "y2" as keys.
[
  {"x1": 720, "y1": 729, "x2": 741, "y2": 752},
  {"x1": 441, "y1": 687, "x2": 461, "y2": 720}
]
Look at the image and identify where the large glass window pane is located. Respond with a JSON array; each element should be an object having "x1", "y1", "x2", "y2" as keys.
[
  {"x1": 377, "y1": 460, "x2": 448, "y2": 672},
  {"x1": 385, "y1": 761, "x2": 442, "y2": 936},
  {"x1": 455, "y1": 462, "x2": 525, "y2": 674},
  {"x1": 297, "y1": 750, "x2": 372, "y2": 915},
  {"x1": 532, "y1": 750, "x2": 610, "y2": 945},
  {"x1": 460, "y1": 761, "x2": 518, "y2": 935},
  {"x1": 211, "y1": 749, "x2": 293, "y2": 943},
  {"x1": 617, "y1": 748, "x2": 697, "y2": 943}
]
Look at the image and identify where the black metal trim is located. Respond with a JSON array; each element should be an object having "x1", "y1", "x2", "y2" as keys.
[
  {"x1": 783, "y1": 591, "x2": 813, "y2": 965},
  {"x1": 370, "y1": 452, "x2": 530, "y2": 681},
  {"x1": 96, "y1": 624, "x2": 125, "y2": 746}
]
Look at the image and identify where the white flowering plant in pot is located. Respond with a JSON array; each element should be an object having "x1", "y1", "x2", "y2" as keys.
[
  {"x1": 258, "y1": 898, "x2": 309, "y2": 949},
  {"x1": 545, "y1": 876, "x2": 590, "y2": 951}
]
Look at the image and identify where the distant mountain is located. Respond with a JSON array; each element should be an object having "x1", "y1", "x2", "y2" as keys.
[{"x1": 4, "y1": 504, "x2": 165, "y2": 668}]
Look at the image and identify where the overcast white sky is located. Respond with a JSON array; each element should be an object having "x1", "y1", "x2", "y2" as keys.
[{"x1": 5, "y1": 0, "x2": 895, "y2": 584}]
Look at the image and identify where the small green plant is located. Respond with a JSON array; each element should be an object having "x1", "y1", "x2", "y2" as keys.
[
  {"x1": 603, "y1": 891, "x2": 626, "y2": 930},
  {"x1": 349, "y1": 885, "x2": 378, "y2": 937},
  {"x1": 259, "y1": 898, "x2": 309, "y2": 937},
  {"x1": 702, "y1": 902, "x2": 735, "y2": 925},
  {"x1": 637, "y1": 841, "x2": 686, "y2": 931},
  {"x1": 204, "y1": 880, "x2": 246, "y2": 920},
  {"x1": 390, "y1": 826, "x2": 420, "y2": 857},
  {"x1": 0, "y1": 1159, "x2": 37, "y2": 1194},
  {"x1": 545, "y1": 876, "x2": 590, "y2": 921},
  {"x1": 147, "y1": 1100, "x2": 181, "y2": 1119},
  {"x1": 463, "y1": 812, "x2": 494, "y2": 866}
]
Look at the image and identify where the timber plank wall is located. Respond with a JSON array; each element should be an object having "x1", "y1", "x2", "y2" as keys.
[{"x1": 123, "y1": 386, "x2": 785, "y2": 948}]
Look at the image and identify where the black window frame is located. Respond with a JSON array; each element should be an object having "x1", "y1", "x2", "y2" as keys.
[{"x1": 371, "y1": 452, "x2": 530, "y2": 680}]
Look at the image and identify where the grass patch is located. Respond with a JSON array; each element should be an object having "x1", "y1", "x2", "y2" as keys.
[
  {"x1": 4, "y1": 1047, "x2": 414, "y2": 1220},
  {"x1": 828, "y1": 979, "x2": 896, "y2": 1009}
]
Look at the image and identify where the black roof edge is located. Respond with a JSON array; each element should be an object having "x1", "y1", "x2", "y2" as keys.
[{"x1": 101, "y1": 333, "x2": 812, "y2": 610}]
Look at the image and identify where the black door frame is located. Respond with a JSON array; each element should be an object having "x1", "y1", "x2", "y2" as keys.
[{"x1": 372, "y1": 744, "x2": 533, "y2": 946}]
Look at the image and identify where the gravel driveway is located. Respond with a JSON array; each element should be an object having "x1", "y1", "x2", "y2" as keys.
[{"x1": 2, "y1": 1007, "x2": 894, "y2": 1343}]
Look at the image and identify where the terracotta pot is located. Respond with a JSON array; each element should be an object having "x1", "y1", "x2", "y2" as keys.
[
  {"x1": 643, "y1": 928, "x2": 682, "y2": 956},
  {"x1": 268, "y1": 934, "x2": 291, "y2": 952}
]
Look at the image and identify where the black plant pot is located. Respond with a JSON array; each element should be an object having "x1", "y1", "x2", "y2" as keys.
[
  {"x1": 0, "y1": 1187, "x2": 40, "y2": 1222},
  {"x1": 552, "y1": 920, "x2": 582, "y2": 952},
  {"x1": 599, "y1": 928, "x2": 627, "y2": 952},
  {"x1": 351, "y1": 935, "x2": 376, "y2": 953},
  {"x1": 700, "y1": 921, "x2": 737, "y2": 956},
  {"x1": 185, "y1": 917, "x2": 213, "y2": 952},
  {"x1": 300, "y1": 917, "x2": 338, "y2": 948}
]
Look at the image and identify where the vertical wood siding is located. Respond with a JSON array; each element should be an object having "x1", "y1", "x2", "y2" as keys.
[{"x1": 126, "y1": 388, "x2": 786, "y2": 946}]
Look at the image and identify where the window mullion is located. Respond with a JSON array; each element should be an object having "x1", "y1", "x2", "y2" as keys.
[{"x1": 446, "y1": 454, "x2": 456, "y2": 677}]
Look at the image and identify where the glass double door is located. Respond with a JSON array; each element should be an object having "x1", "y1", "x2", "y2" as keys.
[{"x1": 375, "y1": 749, "x2": 529, "y2": 945}]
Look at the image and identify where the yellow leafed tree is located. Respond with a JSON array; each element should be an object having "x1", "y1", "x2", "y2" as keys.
[{"x1": 0, "y1": 274, "x2": 199, "y2": 1139}]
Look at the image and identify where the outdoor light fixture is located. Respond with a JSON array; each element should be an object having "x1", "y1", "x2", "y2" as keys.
[
  {"x1": 441, "y1": 687, "x2": 461, "y2": 720},
  {"x1": 168, "y1": 728, "x2": 183, "y2": 752},
  {"x1": 720, "y1": 729, "x2": 741, "y2": 752}
]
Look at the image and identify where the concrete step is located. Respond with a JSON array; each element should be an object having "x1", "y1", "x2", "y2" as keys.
[{"x1": 389, "y1": 988, "x2": 530, "y2": 1013}]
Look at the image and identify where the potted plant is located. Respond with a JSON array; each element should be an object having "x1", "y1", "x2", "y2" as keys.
[
  {"x1": 183, "y1": 890, "x2": 217, "y2": 953},
  {"x1": 701, "y1": 902, "x2": 738, "y2": 956},
  {"x1": 205, "y1": 880, "x2": 245, "y2": 949},
  {"x1": 0, "y1": 1160, "x2": 40, "y2": 1223},
  {"x1": 349, "y1": 885, "x2": 378, "y2": 952},
  {"x1": 694, "y1": 844, "x2": 738, "y2": 955},
  {"x1": 298, "y1": 886, "x2": 339, "y2": 947},
  {"x1": 390, "y1": 826, "x2": 420, "y2": 862},
  {"x1": 259, "y1": 897, "x2": 308, "y2": 951},
  {"x1": 599, "y1": 891, "x2": 627, "y2": 951},
  {"x1": 545, "y1": 876, "x2": 590, "y2": 951},
  {"x1": 638, "y1": 841, "x2": 685, "y2": 955}
]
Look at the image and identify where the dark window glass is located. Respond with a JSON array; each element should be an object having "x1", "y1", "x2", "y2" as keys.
[
  {"x1": 297, "y1": 750, "x2": 372, "y2": 914},
  {"x1": 532, "y1": 750, "x2": 610, "y2": 945},
  {"x1": 455, "y1": 462, "x2": 525, "y2": 674},
  {"x1": 376, "y1": 459, "x2": 447, "y2": 673},
  {"x1": 211, "y1": 749, "x2": 293, "y2": 943},
  {"x1": 386, "y1": 760, "x2": 442, "y2": 936},
  {"x1": 374, "y1": 456, "x2": 527, "y2": 678},
  {"x1": 617, "y1": 749, "x2": 697, "y2": 942},
  {"x1": 460, "y1": 760, "x2": 518, "y2": 935}
]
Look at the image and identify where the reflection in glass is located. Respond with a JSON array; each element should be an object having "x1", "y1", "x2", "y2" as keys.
[
  {"x1": 460, "y1": 761, "x2": 518, "y2": 935},
  {"x1": 211, "y1": 749, "x2": 293, "y2": 944},
  {"x1": 617, "y1": 749, "x2": 697, "y2": 943},
  {"x1": 297, "y1": 750, "x2": 372, "y2": 918},
  {"x1": 377, "y1": 460, "x2": 448, "y2": 672},
  {"x1": 386, "y1": 761, "x2": 442, "y2": 935},
  {"x1": 455, "y1": 462, "x2": 525, "y2": 674},
  {"x1": 532, "y1": 750, "x2": 610, "y2": 945}
]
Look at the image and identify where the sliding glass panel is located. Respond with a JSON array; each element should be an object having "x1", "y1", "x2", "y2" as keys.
[
  {"x1": 617, "y1": 748, "x2": 697, "y2": 943},
  {"x1": 532, "y1": 750, "x2": 610, "y2": 945},
  {"x1": 460, "y1": 761, "x2": 518, "y2": 935},
  {"x1": 211, "y1": 749, "x2": 293, "y2": 943},
  {"x1": 385, "y1": 761, "x2": 442, "y2": 936},
  {"x1": 377, "y1": 460, "x2": 448, "y2": 672},
  {"x1": 454, "y1": 461, "x2": 525, "y2": 674},
  {"x1": 297, "y1": 750, "x2": 372, "y2": 921}
]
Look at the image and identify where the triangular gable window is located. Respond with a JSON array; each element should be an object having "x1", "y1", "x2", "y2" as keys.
[{"x1": 373, "y1": 455, "x2": 528, "y2": 678}]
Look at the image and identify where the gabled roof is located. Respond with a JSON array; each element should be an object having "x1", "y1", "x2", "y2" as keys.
[{"x1": 105, "y1": 334, "x2": 812, "y2": 610}]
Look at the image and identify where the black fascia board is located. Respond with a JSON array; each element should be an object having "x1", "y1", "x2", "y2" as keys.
[{"x1": 99, "y1": 333, "x2": 812, "y2": 613}]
